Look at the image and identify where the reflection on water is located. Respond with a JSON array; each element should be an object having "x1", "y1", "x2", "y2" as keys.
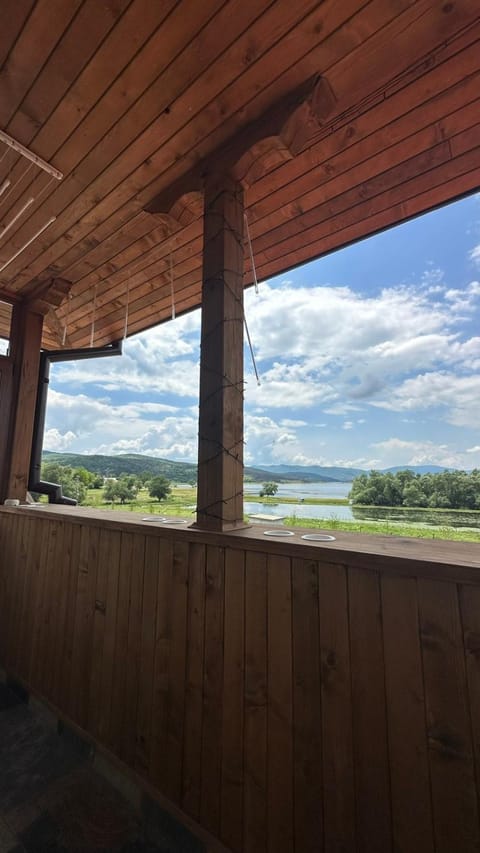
[{"x1": 244, "y1": 498, "x2": 480, "y2": 529}]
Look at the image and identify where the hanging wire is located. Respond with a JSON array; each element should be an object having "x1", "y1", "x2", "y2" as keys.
[
  {"x1": 169, "y1": 248, "x2": 176, "y2": 320},
  {"x1": 90, "y1": 285, "x2": 97, "y2": 347},
  {"x1": 244, "y1": 211, "x2": 259, "y2": 294},
  {"x1": 62, "y1": 293, "x2": 72, "y2": 346},
  {"x1": 243, "y1": 308, "x2": 260, "y2": 386},
  {"x1": 123, "y1": 276, "x2": 130, "y2": 339}
]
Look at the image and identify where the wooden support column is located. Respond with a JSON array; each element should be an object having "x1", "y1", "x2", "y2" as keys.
[
  {"x1": 195, "y1": 177, "x2": 245, "y2": 531},
  {"x1": 1, "y1": 302, "x2": 43, "y2": 501}
]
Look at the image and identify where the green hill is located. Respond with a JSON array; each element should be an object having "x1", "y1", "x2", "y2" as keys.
[{"x1": 42, "y1": 451, "x2": 335, "y2": 483}]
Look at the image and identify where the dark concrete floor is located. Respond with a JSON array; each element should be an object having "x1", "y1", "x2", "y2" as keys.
[{"x1": 0, "y1": 682, "x2": 203, "y2": 853}]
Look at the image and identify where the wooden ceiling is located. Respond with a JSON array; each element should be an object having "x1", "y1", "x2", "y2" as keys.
[{"x1": 0, "y1": 0, "x2": 479, "y2": 349}]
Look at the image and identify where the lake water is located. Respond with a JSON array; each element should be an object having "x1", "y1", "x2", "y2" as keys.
[
  {"x1": 244, "y1": 481, "x2": 353, "y2": 499},
  {"x1": 244, "y1": 481, "x2": 480, "y2": 529}
]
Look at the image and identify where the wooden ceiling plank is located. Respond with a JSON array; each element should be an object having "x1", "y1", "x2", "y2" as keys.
[
  {"x1": 2, "y1": 0, "x2": 382, "y2": 289},
  {"x1": 0, "y1": 0, "x2": 36, "y2": 69},
  {"x1": 0, "y1": 0, "x2": 266, "y2": 276},
  {"x1": 0, "y1": 0, "x2": 180, "y2": 228},
  {"x1": 35, "y1": 8, "x2": 480, "y2": 294},
  {"x1": 253, "y1": 169, "x2": 480, "y2": 288},
  {"x1": 5, "y1": 0, "x2": 133, "y2": 147},
  {"x1": 254, "y1": 144, "x2": 480, "y2": 271},
  {"x1": 60, "y1": 77, "x2": 480, "y2": 321},
  {"x1": 0, "y1": 0, "x2": 84, "y2": 127},
  {"x1": 26, "y1": 0, "x2": 480, "y2": 302},
  {"x1": 247, "y1": 34, "x2": 480, "y2": 214},
  {"x1": 60, "y1": 33, "x2": 480, "y2": 307},
  {"x1": 328, "y1": 0, "x2": 480, "y2": 117},
  {"x1": 248, "y1": 97, "x2": 480, "y2": 252}
]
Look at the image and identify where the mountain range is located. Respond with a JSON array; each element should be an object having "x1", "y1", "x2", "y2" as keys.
[{"x1": 43, "y1": 451, "x2": 455, "y2": 482}]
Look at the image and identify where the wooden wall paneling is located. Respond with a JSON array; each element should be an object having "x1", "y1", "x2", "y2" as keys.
[
  {"x1": 29, "y1": 519, "x2": 52, "y2": 691},
  {"x1": 120, "y1": 533, "x2": 145, "y2": 767},
  {"x1": 266, "y1": 554, "x2": 294, "y2": 853},
  {"x1": 418, "y1": 579, "x2": 480, "y2": 853},
  {"x1": 200, "y1": 545, "x2": 226, "y2": 834},
  {"x1": 459, "y1": 584, "x2": 480, "y2": 819},
  {"x1": 69, "y1": 524, "x2": 100, "y2": 728},
  {"x1": 165, "y1": 539, "x2": 189, "y2": 802},
  {"x1": 243, "y1": 550, "x2": 268, "y2": 853},
  {"x1": 3, "y1": 513, "x2": 21, "y2": 670},
  {"x1": 135, "y1": 532, "x2": 157, "y2": 774},
  {"x1": 94, "y1": 527, "x2": 121, "y2": 744},
  {"x1": 41, "y1": 519, "x2": 65, "y2": 699},
  {"x1": 182, "y1": 542, "x2": 207, "y2": 820},
  {"x1": 292, "y1": 558, "x2": 323, "y2": 853},
  {"x1": 50, "y1": 518, "x2": 74, "y2": 708},
  {"x1": 318, "y1": 560, "x2": 355, "y2": 853},
  {"x1": 17, "y1": 518, "x2": 41, "y2": 678},
  {"x1": 150, "y1": 537, "x2": 173, "y2": 791},
  {"x1": 381, "y1": 575, "x2": 434, "y2": 853},
  {"x1": 220, "y1": 546, "x2": 245, "y2": 853},
  {"x1": 109, "y1": 530, "x2": 134, "y2": 755},
  {"x1": 59, "y1": 522, "x2": 82, "y2": 715},
  {"x1": 87, "y1": 527, "x2": 121, "y2": 739},
  {"x1": 0, "y1": 359, "x2": 14, "y2": 503},
  {"x1": 348, "y1": 566, "x2": 392, "y2": 853}
]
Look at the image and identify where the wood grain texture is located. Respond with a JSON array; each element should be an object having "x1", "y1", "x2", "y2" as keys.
[
  {"x1": 2, "y1": 513, "x2": 480, "y2": 852},
  {"x1": 0, "y1": 2, "x2": 477, "y2": 351}
]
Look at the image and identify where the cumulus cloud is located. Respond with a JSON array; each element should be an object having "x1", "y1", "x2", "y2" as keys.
[
  {"x1": 43, "y1": 428, "x2": 77, "y2": 451},
  {"x1": 372, "y1": 437, "x2": 469, "y2": 469}
]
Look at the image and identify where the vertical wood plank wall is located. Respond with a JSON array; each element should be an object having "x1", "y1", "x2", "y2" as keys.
[{"x1": 1, "y1": 511, "x2": 480, "y2": 853}]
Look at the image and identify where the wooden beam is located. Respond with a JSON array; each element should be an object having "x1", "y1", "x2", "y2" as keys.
[
  {"x1": 2, "y1": 302, "x2": 43, "y2": 501},
  {"x1": 194, "y1": 176, "x2": 245, "y2": 531},
  {"x1": 145, "y1": 76, "x2": 334, "y2": 214}
]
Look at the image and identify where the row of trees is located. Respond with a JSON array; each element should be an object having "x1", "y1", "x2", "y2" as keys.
[
  {"x1": 350, "y1": 469, "x2": 480, "y2": 509},
  {"x1": 40, "y1": 462, "x2": 171, "y2": 505}
]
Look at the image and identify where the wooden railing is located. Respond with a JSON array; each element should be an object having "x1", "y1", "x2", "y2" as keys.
[{"x1": 1, "y1": 505, "x2": 480, "y2": 852}]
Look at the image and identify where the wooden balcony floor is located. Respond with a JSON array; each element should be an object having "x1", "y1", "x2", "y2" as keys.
[{"x1": 0, "y1": 680, "x2": 203, "y2": 853}]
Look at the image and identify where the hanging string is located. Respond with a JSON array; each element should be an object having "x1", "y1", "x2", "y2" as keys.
[
  {"x1": 123, "y1": 276, "x2": 130, "y2": 339},
  {"x1": 90, "y1": 285, "x2": 97, "y2": 347},
  {"x1": 244, "y1": 211, "x2": 259, "y2": 295},
  {"x1": 243, "y1": 308, "x2": 260, "y2": 386},
  {"x1": 169, "y1": 248, "x2": 176, "y2": 320},
  {"x1": 62, "y1": 293, "x2": 72, "y2": 346}
]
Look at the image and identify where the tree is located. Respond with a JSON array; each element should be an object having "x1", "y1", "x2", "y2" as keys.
[
  {"x1": 41, "y1": 462, "x2": 86, "y2": 504},
  {"x1": 149, "y1": 475, "x2": 171, "y2": 501},
  {"x1": 103, "y1": 477, "x2": 136, "y2": 504},
  {"x1": 259, "y1": 482, "x2": 278, "y2": 497}
]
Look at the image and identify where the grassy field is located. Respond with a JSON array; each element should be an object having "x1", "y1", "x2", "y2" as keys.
[
  {"x1": 284, "y1": 514, "x2": 480, "y2": 542},
  {"x1": 79, "y1": 486, "x2": 480, "y2": 542}
]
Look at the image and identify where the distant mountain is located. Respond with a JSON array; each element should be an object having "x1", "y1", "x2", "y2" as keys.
[
  {"x1": 260, "y1": 464, "x2": 364, "y2": 482},
  {"x1": 381, "y1": 465, "x2": 453, "y2": 475},
  {"x1": 42, "y1": 452, "x2": 462, "y2": 483},
  {"x1": 42, "y1": 451, "x2": 334, "y2": 483}
]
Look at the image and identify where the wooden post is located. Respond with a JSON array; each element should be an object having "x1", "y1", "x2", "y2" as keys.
[
  {"x1": 194, "y1": 176, "x2": 245, "y2": 531},
  {"x1": 2, "y1": 302, "x2": 43, "y2": 501}
]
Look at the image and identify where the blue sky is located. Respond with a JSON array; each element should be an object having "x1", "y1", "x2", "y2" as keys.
[{"x1": 44, "y1": 192, "x2": 480, "y2": 471}]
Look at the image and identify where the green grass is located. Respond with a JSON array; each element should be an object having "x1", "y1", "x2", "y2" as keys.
[
  {"x1": 247, "y1": 495, "x2": 349, "y2": 506},
  {"x1": 284, "y1": 514, "x2": 480, "y2": 542},
  {"x1": 78, "y1": 487, "x2": 480, "y2": 542}
]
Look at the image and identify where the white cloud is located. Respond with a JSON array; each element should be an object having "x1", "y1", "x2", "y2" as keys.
[
  {"x1": 372, "y1": 437, "x2": 467, "y2": 469},
  {"x1": 43, "y1": 428, "x2": 77, "y2": 451},
  {"x1": 373, "y1": 372, "x2": 480, "y2": 428}
]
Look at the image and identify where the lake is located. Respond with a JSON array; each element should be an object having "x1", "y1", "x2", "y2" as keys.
[
  {"x1": 244, "y1": 481, "x2": 353, "y2": 499},
  {"x1": 244, "y1": 481, "x2": 480, "y2": 529}
]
